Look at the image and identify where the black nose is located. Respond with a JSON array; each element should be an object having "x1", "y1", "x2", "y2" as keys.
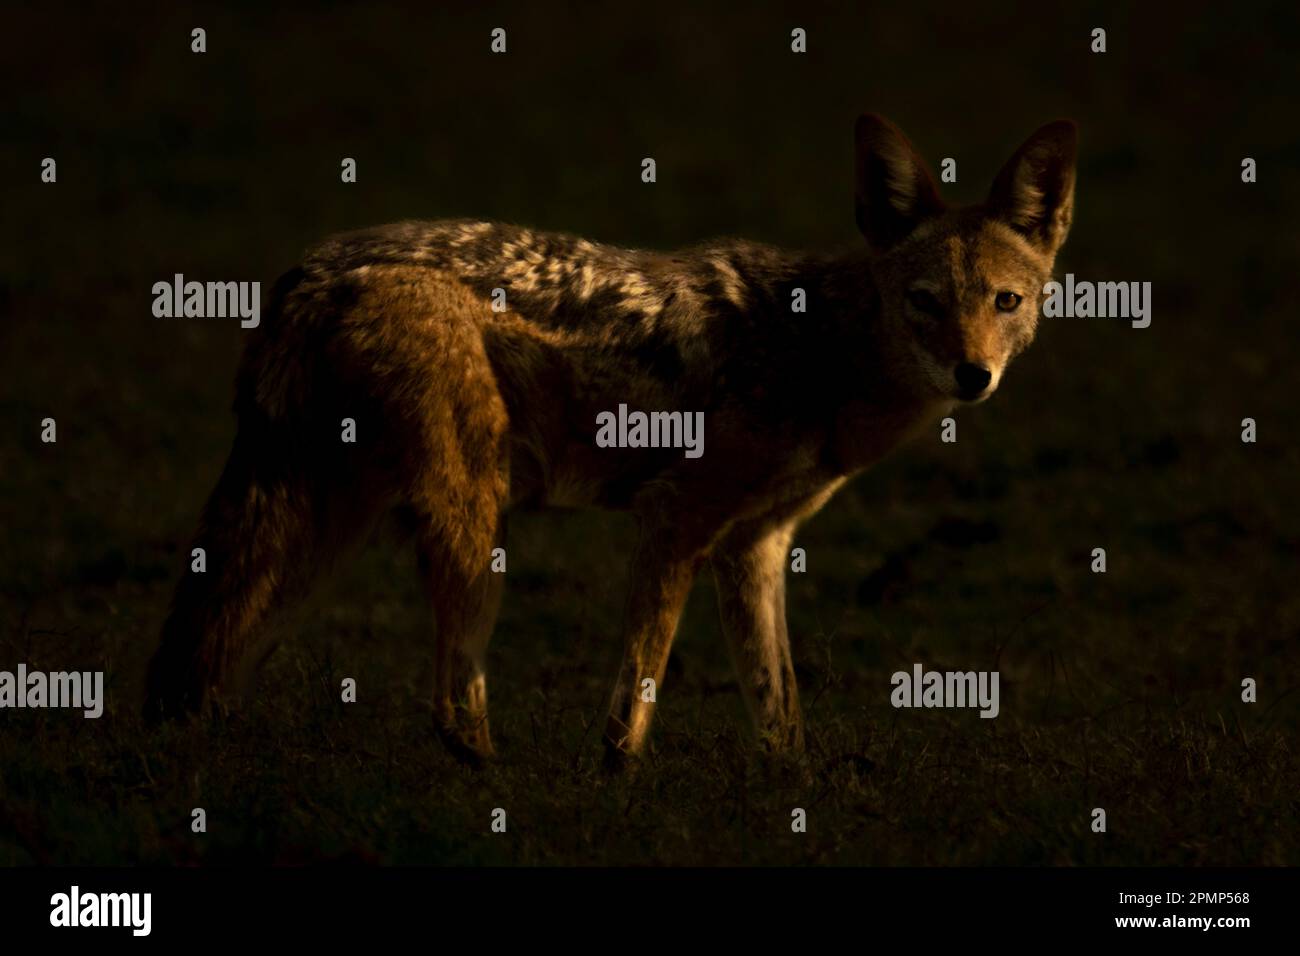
[{"x1": 954, "y1": 363, "x2": 992, "y2": 398}]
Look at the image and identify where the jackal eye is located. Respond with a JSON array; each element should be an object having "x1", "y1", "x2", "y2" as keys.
[
  {"x1": 907, "y1": 289, "x2": 944, "y2": 317},
  {"x1": 995, "y1": 291, "x2": 1022, "y2": 312}
]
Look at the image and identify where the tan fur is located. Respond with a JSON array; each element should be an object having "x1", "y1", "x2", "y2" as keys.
[{"x1": 144, "y1": 115, "x2": 1078, "y2": 770}]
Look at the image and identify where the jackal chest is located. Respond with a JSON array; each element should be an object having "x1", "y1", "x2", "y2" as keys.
[{"x1": 830, "y1": 397, "x2": 953, "y2": 473}]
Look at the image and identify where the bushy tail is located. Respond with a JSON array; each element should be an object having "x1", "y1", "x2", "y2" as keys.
[{"x1": 143, "y1": 418, "x2": 318, "y2": 721}]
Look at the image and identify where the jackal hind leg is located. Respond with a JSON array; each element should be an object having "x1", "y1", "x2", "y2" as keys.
[{"x1": 417, "y1": 513, "x2": 506, "y2": 767}]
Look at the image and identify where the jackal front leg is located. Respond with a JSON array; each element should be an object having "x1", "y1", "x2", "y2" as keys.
[
  {"x1": 712, "y1": 520, "x2": 804, "y2": 751},
  {"x1": 602, "y1": 526, "x2": 708, "y2": 769}
]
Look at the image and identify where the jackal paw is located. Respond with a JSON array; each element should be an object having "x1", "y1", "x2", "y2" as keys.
[{"x1": 435, "y1": 721, "x2": 494, "y2": 769}]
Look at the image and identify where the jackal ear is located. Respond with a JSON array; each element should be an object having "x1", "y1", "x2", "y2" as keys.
[
  {"x1": 854, "y1": 114, "x2": 945, "y2": 252},
  {"x1": 987, "y1": 120, "x2": 1078, "y2": 255}
]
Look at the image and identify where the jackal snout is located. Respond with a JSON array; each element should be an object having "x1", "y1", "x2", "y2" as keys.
[
  {"x1": 953, "y1": 362, "x2": 993, "y2": 401},
  {"x1": 949, "y1": 307, "x2": 1013, "y2": 402}
]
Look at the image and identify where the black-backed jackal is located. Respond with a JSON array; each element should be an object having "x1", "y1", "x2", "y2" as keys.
[{"x1": 145, "y1": 115, "x2": 1077, "y2": 768}]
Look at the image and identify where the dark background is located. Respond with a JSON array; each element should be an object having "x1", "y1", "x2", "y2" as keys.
[{"x1": 2, "y1": 1, "x2": 1298, "y2": 865}]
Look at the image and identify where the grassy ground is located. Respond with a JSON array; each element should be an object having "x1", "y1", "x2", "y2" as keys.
[{"x1": 2, "y1": 1, "x2": 1298, "y2": 865}]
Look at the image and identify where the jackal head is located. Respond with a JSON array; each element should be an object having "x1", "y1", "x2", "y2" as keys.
[{"x1": 854, "y1": 114, "x2": 1077, "y2": 403}]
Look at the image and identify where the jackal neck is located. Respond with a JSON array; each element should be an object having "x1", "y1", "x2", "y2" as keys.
[
  {"x1": 722, "y1": 245, "x2": 943, "y2": 476},
  {"x1": 738, "y1": 244, "x2": 887, "y2": 369},
  {"x1": 703, "y1": 243, "x2": 880, "y2": 336}
]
